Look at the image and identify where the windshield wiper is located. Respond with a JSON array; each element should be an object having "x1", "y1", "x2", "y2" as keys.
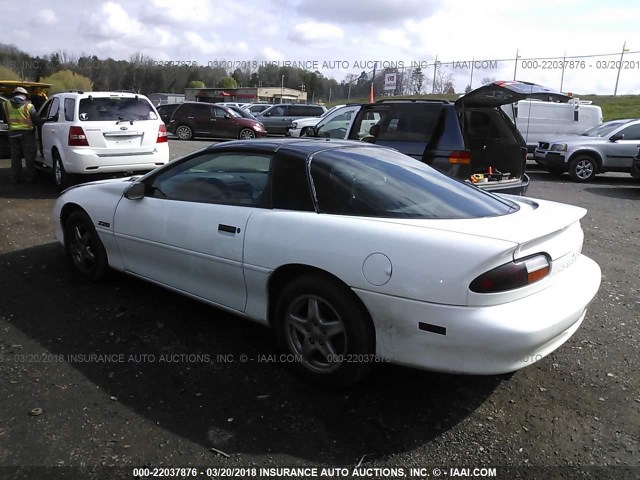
[{"x1": 116, "y1": 116, "x2": 134, "y2": 125}]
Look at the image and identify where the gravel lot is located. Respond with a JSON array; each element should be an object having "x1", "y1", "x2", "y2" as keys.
[{"x1": 0, "y1": 140, "x2": 638, "y2": 479}]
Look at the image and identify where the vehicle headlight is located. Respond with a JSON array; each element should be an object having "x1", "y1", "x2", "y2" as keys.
[
  {"x1": 551, "y1": 144, "x2": 567, "y2": 152},
  {"x1": 291, "y1": 122, "x2": 298, "y2": 129}
]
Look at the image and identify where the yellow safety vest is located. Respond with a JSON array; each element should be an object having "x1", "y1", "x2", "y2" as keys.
[{"x1": 4, "y1": 101, "x2": 34, "y2": 131}]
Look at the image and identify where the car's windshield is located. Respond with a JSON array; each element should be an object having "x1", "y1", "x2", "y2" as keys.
[
  {"x1": 310, "y1": 147, "x2": 518, "y2": 219},
  {"x1": 581, "y1": 120, "x2": 629, "y2": 137},
  {"x1": 78, "y1": 97, "x2": 156, "y2": 122}
]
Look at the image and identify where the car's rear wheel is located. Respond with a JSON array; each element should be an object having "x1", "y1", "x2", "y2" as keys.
[
  {"x1": 274, "y1": 274, "x2": 375, "y2": 388},
  {"x1": 176, "y1": 125, "x2": 193, "y2": 140},
  {"x1": 569, "y1": 155, "x2": 597, "y2": 182},
  {"x1": 64, "y1": 210, "x2": 108, "y2": 282},
  {"x1": 238, "y1": 128, "x2": 256, "y2": 140},
  {"x1": 53, "y1": 152, "x2": 70, "y2": 189}
]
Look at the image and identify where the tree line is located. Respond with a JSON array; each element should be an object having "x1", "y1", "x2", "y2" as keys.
[{"x1": 0, "y1": 43, "x2": 456, "y2": 102}]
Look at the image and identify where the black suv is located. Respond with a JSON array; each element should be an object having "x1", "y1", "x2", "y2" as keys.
[{"x1": 345, "y1": 81, "x2": 567, "y2": 195}]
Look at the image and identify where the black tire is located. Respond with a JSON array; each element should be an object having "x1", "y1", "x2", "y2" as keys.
[
  {"x1": 238, "y1": 128, "x2": 256, "y2": 140},
  {"x1": 53, "y1": 152, "x2": 71, "y2": 189},
  {"x1": 274, "y1": 274, "x2": 375, "y2": 388},
  {"x1": 64, "y1": 210, "x2": 109, "y2": 282},
  {"x1": 569, "y1": 155, "x2": 597, "y2": 182},
  {"x1": 175, "y1": 125, "x2": 193, "y2": 140}
]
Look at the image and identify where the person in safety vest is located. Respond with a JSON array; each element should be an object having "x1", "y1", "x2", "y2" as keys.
[{"x1": 1, "y1": 87, "x2": 41, "y2": 184}]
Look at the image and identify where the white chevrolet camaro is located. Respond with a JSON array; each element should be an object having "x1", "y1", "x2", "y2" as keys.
[{"x1": 53, "y1": 139, "x2": 601, "y2": 387}]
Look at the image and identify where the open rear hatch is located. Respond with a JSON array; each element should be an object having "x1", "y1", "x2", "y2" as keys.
[{"x1": 455, "y1": 81, "x2": 571, "y2": 109}]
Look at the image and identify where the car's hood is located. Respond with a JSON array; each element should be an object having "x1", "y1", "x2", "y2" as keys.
[
  {"x1": 457, "y1": 81, "x2": 571, "y2": 108},
  {"x1": 540, "y1": 135, "x2": 603, "y2": 146},
  {"x1": 292, "y1": 117, "x2": 321, "y2": 127}
]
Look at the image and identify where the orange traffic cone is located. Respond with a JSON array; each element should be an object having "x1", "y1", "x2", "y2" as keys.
[{"x1": 369, "y1": 83, "x2": 374, "y2": 103}]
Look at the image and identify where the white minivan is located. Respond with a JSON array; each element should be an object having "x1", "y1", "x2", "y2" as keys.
[
  {"x1": 37, "y1": 91, "x2": 170, "y2": 188},
  {"x1": 502, "y1": 97, "x2": 603, "y2": 152}
]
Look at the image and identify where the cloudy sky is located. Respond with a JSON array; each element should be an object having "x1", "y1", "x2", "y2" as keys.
[{"x1": 5, "y1": 0, "x2": 640, "y2": 95}]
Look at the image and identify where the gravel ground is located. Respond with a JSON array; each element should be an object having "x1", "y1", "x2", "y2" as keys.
[{"x1": 0, "y1": 141, "x2": 638, "y2": 480}]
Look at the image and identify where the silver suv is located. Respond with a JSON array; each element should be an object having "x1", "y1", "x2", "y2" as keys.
[
  {"x1": 255, "y1": 104, "x2": 326, "y2": 135},
  {"x1": 534, "y1": 118, "x2": 640, "y2": 182}
]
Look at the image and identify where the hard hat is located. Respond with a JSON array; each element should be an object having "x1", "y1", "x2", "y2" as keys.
[{"x1": 12, "y1": 87, "x2": 29, "y2": 96}]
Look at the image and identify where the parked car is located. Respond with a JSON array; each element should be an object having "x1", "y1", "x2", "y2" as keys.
[
  {"x1": 215, "y1": 102, "x2": 249, "y2": 109},
  {"x1": 156, "y1": 103, "x2": 180, "y2": 124},
  {"x1": 167, "y1": 102, "x2": 266, "y2": 141},
  {"x1": 226, "y1": 104, "x2": 260, "y2": 121},
  {"x1": 314, "y1": 105, "x2": 380, "y2": 140},
  {"x1": 534, "y1": 119, "x2": 640, "y2": 181},
  {"x1": 502, "y1": 97, "x2": 603, "y2": 152},
  {"x1": 242, "y1": 103, "x2": 272, "y2": 115},
  {"x1": 53, "y1": 138, "x2": 601, "y2": 387},
  {"x1": 255, "y1": 104, "x2": 327, "y2": 135},
  {"x1": 36, "y1": 91, "x2": 169, "y2": 189},
  {"x1": 287, "y1": 104, "x2": 346, "y2": 137},
  {"x1": 330, "y1": 81, "x2": 558, "y2": 195}
]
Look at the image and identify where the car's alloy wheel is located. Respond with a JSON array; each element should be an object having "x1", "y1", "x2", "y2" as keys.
[
  {"x1": 239, "y1": 128, "x2": 256, "y2": 140},
  {"x1": 275, "y1": 274, "x2": 375, "y2": 387},
  {"x1": 176, "y1": 125, "x2": 193, "y2": 140},
  {"x1": 64, "y1": 210, "x2": 108, "y2": 282},
  {"x1": 569, "y1": 155, "x2": 597, "y2": 182},
  {"x1": 53, "y1": 153, "x2": 68, "y2": 189}
]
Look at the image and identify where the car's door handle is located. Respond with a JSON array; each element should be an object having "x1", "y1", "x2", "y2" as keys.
[{"x1": 218, "y1": 224, "x2": 239, "y2": 234}]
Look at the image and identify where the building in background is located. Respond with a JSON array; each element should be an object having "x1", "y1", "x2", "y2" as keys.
[
  {"x1": 185, "y1": 87, "x2": 308, "y2": 104},
  {"x1": 147, "y1": 93, "x2": 185, "y2": 106}
]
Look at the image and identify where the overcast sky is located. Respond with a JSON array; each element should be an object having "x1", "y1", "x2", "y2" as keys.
[{"x1": 5, "y1": 0, "x2": 640, "y2": 95}]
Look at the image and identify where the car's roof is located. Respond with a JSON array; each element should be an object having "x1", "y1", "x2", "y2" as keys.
[
  {"x1": 54, "y1": 91, "x2": 151, "y2": 98},
  {"x1": 208, "y1": 138, "x2": 389, "y2": 156}
]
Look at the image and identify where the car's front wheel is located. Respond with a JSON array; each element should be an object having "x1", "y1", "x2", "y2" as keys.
[
  {"x1": 569, "y1": 155, "x2": 597, "y2": 182},
  {"x1": 176, "y1": 125, "x2": 193, "y2": 140},
  {"x1": 274, "y1": 274, "x2": 375, "y2": 388},
  {"x1": 64, "y1": 210, "x2": 108, "y2": 282},
  {"x1": 238, "y1": 128, "x2": 256, "y2": 140}
]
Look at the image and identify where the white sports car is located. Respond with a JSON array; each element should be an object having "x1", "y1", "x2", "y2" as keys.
[{"x1": 53, "y1": 139, "x2": 601, "y2": 387}]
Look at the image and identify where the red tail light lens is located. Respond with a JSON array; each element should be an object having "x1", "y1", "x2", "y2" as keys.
[
  {"x1": 157, "y1": 124, "x2": 168, "y2": 143},
  {"x1": 448, "y1": 150, "x2": 471, "y2": 164},
  {"x1": 68, "y1": 126, "x2": 89, "y2": 146},
  {"x1": 470, "y1": 254, "x2": 550, "y2": 293}
]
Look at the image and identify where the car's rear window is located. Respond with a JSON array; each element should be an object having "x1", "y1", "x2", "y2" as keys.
[
  {"x1": 309, "y1": 147, "x2": 518, "y2": 219},
  {"x1": 78, "y1": 96, "x2": 157, "y2": 122},
  {"x1": 350, "y1": 103, "x2": 443, "y2": 142}
]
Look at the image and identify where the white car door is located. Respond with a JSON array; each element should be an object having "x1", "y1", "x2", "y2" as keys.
[
  {"x1": 113, "y1": 149, "x2": 273, "y2": 312},
  {"x1": 40, "y1": 96, "x2": 61, "y2": 165}
]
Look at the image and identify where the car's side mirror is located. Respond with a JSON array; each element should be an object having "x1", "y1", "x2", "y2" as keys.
[
  {"x1": 224, "y1": 114, "x2": 232, "y2": 119},
  {"x1": 609, "y1": 133, "x2": 624, "y2": 142},
  {"x1": 263, "y1": 112, "x2": 271, "y2": 117},
  {"x1": 124, "y1": 182, "x2": 146, "y2": 200}
]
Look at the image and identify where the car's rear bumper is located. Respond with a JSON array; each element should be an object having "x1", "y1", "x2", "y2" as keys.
[
  {"x1": 354, "y1": 254, "x2": 601, "y2": 375},
  {"x1": 62, "y1": 144, "x2": 170, "y2": 174},
  {"x1": 475, "y1": 173, "x2": 530, "y2": 195}
]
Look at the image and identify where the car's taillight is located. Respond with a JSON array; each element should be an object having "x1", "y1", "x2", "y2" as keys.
[
  {"x1": 470, "y1": 254, "x2": 550, "y2": 293},
  {"x1": 448, "y1": 150, "x2": 471, "y2": 164},
  {"x1": 68, "y1": 126, "x2": 89, "y2": 146},
  {"x1": 157, "y1": 124, "x2": 168, "y2": 143}
]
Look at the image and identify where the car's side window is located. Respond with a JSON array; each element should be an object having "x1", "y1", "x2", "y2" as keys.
[
  {"x1": 617, "y1": 124, "x2": 640, "y2": 140},
  {"x1": 64, "y1": 98, "x2": 75, "y2": 122},
  {"x1": 47, "y1": 97, "x2": 60, "y2": 122},
  {"x1": 147, "y1": 151, "x2": 272, "y2": 206},
  {"x1": 39, "y1": 99, "x2": 52, "y2": 119},
  {"x1": 270, "y1": 153, "x2": 314, "y2": 211},
  {"x1": 212, "y1": 107, "x2": 227, "y2": 119},
  {"x1": 269, "y1": 106, "x2": 286, "y2": 116}
]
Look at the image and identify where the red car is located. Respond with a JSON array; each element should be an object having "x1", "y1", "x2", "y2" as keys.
[{"x1": 167, "y1": 102, "x2": 266, "y2": 140}]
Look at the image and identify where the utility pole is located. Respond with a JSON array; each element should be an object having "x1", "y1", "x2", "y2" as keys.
[
  {"x1": 614, "y1": 41, "x2": 628, "y2": 96},
  {"x1": 560, "y1": 50, "x2": 566, "y2": 92},
  {"x1": 432, "y1": 55, "x2": 438, "y2": 94},
  {"x1": 469, "y1": 56, "x2": 474, "y2": 90},
  {"x1": 513, "y1": 49, "x2": 520, "y2": 80}
]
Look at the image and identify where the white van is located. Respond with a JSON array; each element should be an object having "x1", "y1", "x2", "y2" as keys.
[{"x1": 502, "y1": 98, "x2": 603, "y2": 152}]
